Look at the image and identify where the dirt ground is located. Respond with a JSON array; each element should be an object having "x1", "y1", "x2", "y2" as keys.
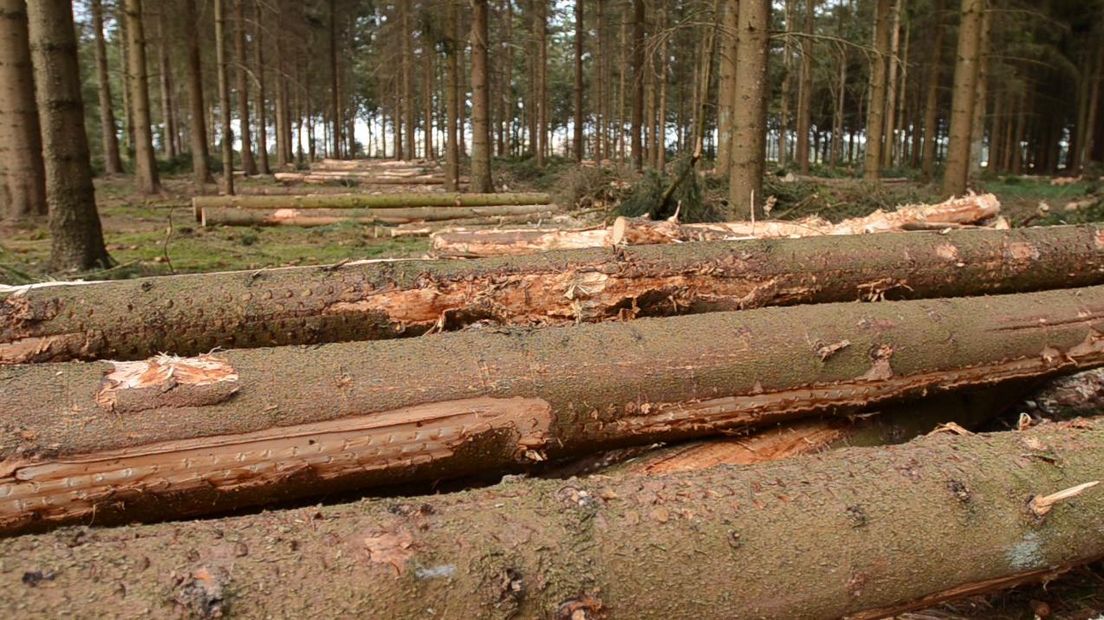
[{"x1": 1, "y1": 164, "x2": 1103, "y2": 618}]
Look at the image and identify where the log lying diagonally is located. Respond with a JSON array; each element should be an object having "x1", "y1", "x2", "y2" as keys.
[
  {"x1": 0, "y1": 425, "x2": 1101, "y2": 619},
  {"x1": 4, "y1": 224, "x2": 1104, "y2": 365},
  {"x1": 3, "y1": 286, "x2": 1104, "y2": 534},
  {"x1": 200, "y1": 205, "x2": 559, "y2": 227}
]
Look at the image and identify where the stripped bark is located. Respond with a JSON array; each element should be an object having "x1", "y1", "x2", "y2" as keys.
[
  {"x1": 201, "y1": 205, "x2": 558, "y2": 227},
  {"x1": 431, "y1": 193, "x2": 1002, "y2": 256},
  {"x1": 3, "y1": 287, "x2": 1104, "y2": 532},
  {"x1": 4, "y1": 224, "x2": 1104, "y2": 364},
  {"x1": 0, "y1": 425, "x2": 1102, "y2": 618}
]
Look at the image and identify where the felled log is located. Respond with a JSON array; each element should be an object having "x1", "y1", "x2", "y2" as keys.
[
  {"x1": 430, "y1": 227, "x2": 612, "y2": 257},
  {"x1": 192, "y1": 191, "x2": 554, "y2": 220},
  {"x1": 274, "y1": 172, "x2": 452, "y2": 185},
  {"x1": 1016, "y1": 368, "x2": 1104, "y2": 421},
  {"x1": 389, "y1": 216, "x2": 575, "y2": 238},
  {"x1": 590, "y1": 386, "x2": 1026, "y2": 477},
  {"x1": 4, "y1": 286, "x2": 1104, "y2": 533},
  {"x1": 200, "y1": 205, "x2": 558, "y2": 227},
  {"x1": 1, "y1": 425, "x2": 1102, "y2": 619},
  {"x1": 315, "y1": 158, "x2": 438, "y2": 170},
  {"x1": 433, "y1": 193, "x2": 1002, "y2": 257},
  {"x1": 613, "y1": 193, "x2": 1002, "y2": 245},
  {"x1": 5, "y1": 224, "x2": 1104, "y2": 364}
]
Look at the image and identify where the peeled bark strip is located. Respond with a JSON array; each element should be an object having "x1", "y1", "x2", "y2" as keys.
[
  {"x1": 430, "y1": 227, "x2": 612, "y2": 257},
  {"x1": 4, "y1": 287, "x2": 1104, "y2": 532},
  {"x1": 435, "y1": 193, "x2": 1002, "y2": 257},
  {"x1": 201, "y1": 205, "x2": 557, "y2": 227},
  {"x1": 1, "y1": 426, "x2": 1102, "y2": 618},
  {"x1": 192, "y1": 191, "x2": 553, "y2": 220},
  {"x1": 4, "y1": 225, "x2": 1104, "y2": 364}
]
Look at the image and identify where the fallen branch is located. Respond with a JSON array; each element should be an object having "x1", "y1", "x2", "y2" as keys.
[{"x1": 0, "y1": 425, "x2": 1101, "y2": 618}]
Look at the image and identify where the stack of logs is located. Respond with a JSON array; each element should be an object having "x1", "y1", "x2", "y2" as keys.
[
  {"x1": 273, "y1": 158, "x2": 463, "y2": 187},
  {"x1": 2, "y1": 198, "x2": 1104, "y2": 617}
]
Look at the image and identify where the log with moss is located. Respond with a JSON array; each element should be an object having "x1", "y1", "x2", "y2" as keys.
[
  {"x1": 191, "y1": 191, "x2": 554, "y2": 221},
  {"x1": 431, "y1": 193, "x2": 1002, "y2": 257},
  {"x1": 5, "y1": 225, "x2": 1104, "y2": 365},
  {"x1": 200, "y1": 205, "x2": 559, "y2": 227},
  {"x1": 1, "y1": 425, "x2": 1102, "y2": 618},
  {"x1": 3, "y1": 286, "x2": 1104, "y2": 533}
]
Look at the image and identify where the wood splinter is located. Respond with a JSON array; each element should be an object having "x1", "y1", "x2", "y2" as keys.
[{"x1": 1029, "y1": 481, "x2": 1100, "y2": 517}]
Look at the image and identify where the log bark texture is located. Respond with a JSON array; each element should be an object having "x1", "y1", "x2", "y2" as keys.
[
  {"x1": 4, "y1": 224, "x2": 1104, "y2": 364},
  {"x1": 4, "y1": 287, "x2": 1104, "y2": 532},
  {"x1": 192, "y1": 191, "x2": 553, "y2": 219},
  {"x1": 430, "y1": 227, "x2": 612, "y2": 257},
  {"x1": 0, "y1": 425, "x2": 1102, "y2": 619},
  {"x1": 200, "y1": 205, "x2": 557, "y2": 227}
]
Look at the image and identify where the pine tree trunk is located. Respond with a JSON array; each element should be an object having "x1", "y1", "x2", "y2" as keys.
[
  {"x1": 89, "y1": 0, "x2": 123, "y2": 176},
  {"x1": 155, "y1": 7, "x2": 177, "y2": 161},
  {"x1": 863, "y1": 0, "x2": 891, "y2": 180},
  {"x1": 423, "y1": 39, "x2": 434, "y2": 161},
  {"x1": 252, "y1": 0, "x2": 269, "y2": 174},
  {"x1": 573, "y1": 0, "x2": 584, "y2": 162},
  {"x1": 214, "y1": 0, "x2": 235, "y2": 195},
  {"x1": 328, "y1": 0, "x2": 342, "y2": 159},
  {"x1": 0, "y1": 0, "x2": 46, "y2": 221},
  {"x1": 656, "y1": 4, "x2": 668, "y2": 170},
  {"x1": 470, "y1": 0, "x2": 494, "y2": 193},
  {"x1": 233, "y1": 0, "x2": 256, "y2": 175},
  {"x1": 25, "y1": 0, "x2": 112, "y2": 271},
  {"x1": 629, "y1": 0, "x2": 644, "y2": 170},
  {"x1": 881, "y1": 0, "x2": 902, "y2": 169},
  {"x1": 795, "y1": 0, "x2": 816, "y2": 174},
  {"x1": 921, "y1": 0, "x2": 945, "y2": 180},
  {"x1": 534, "y1": 0, "x2": 547, "y2": 167},
  {"x1": 967, "y1": 1, "x2": 991, "y2": 179},
  {"x1": 444, "y1": 0, "x2": 460, "y2": 190},
  {"x1": 829, "y1": 23, "x2": 847, "y2": 167},
  {"x1": 123, "y1": 0, "x2": 161, "y2": 194},
  {"x1": 942, "y1": 0, "x2": 984, "y2": 196},
  {"x1": 183, "y1": 0, "x2": 212, "y2": 189},
  {"x1": 715, "y1": 1, "x2": 739, "y2": 171},
  {"x1": 728, "y1": 0, "x2": 769, "y2": 218}
]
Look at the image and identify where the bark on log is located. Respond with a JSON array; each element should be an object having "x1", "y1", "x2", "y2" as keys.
[
  {"x1": 4, "y1": 224, "x2": 1104, "y2": 364},
  {"x1": 200, "y1": 205, "x2": 558, "y2": 228},
  {"x1": 389, "y1": 217, "x2": 581, "y2": 238},
  {"x1": 584, "y1": 385, "x2": 1027, "y2": 478},
  {"x1": 273, "y1": 172, "x2": 462, "y2": 186},
  {"x1": 433, "y1": 193, "x2": 1002, "y2": 257},
  {"x1": 192, "y1": 191, "x2": 554, "y2": 220},
  {"x1": 1, "y1": 425, "x2": 1102, "y2": 619},
  {"x1": 430, "y1": 227, "x2": 612, "y2": 257},
  {"x1": 1017, "y1": 368, "x2": 1104, "y2": 421},
  {"x1": 4, "y1": 286, "x2": 1104, "y2": 532}
]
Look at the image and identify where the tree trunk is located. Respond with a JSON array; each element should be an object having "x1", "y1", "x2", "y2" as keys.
[
  {"x1": 795, "y1": 0, "x2": 817, "y2": 174},
  {"x1": 863, "y1": 0, "x2": 891, "y2": 180},
  {"x1": 183, "y1": 0, "x2": 212, "y2": 189},
  {"x1": 192, "y1": 192, "x2": 552, "y2": 214},
  {"x1": 829, "y1": 35, "x2": 847, "y2": 167},
  {"x1": 573, "y1": 0, "x2": 584, "y2": 162},
  {"x1": 401, "y1": 1, "x2": 415, "y2": 159},
  {"x1": 655, "y1": 4, "x2": 669, "y2": 170},
  {"x1": 881, "y1": 0, "x2": 902, "y2": 169},
  {"x1": 444, "y1": 0, "x2": 460, "y2": 191},
  {"x1": 629, "y1": 0, "x2": 644, "y2": 170},
  {"x1": 156, "y1": 6, "x2": 177, "y2": 161},
  {"x1": 233, "y1": 0, "x2": 256, "y2": 175},
  {"x1": 5, "y1": 222, "x2": 1102, "y2": 365},
  {"x1": 123, "y1": 0, "x2": 161, "y2": 194},
  {"x1": 728, "y1": 0, "x2": 769, "y2": 218},
  {"x1": 534, "y1": 0, "x2": 548, "y2": 167},
  {"x1": 423, "y1": 36, "x2": 435, "y2": 161},
  {"x1": 968, "y1": 1, "x2": 991, "y2": 179},
  {"x1": 328, "y1": 0, "x2": 342, "y2": 159},
  {"x1": 778, "y1": 0, "x2": 794, "y2": 168},
  {"x1": 469, "y1": 0, "x2": 494, "y2": 193},
  {"x1": 715, "y1": 0, "x2": 739, "y2": 172},
  {"x1": 942, "y1": 0, "x2": 984, "y2": 196},
  {"x1": 214, "y1": 0, "x2": 235, "y2": 195},
  {"x1": 201, "y1": 205, "x2": 556, "y2": 228},
  {"x1": 920, "y1": 0, "x2": 945, "y2": 180},
  {"x1": 89, "y1": 0, "x2": 123, "y2": 176},
  {"x1": 0, "y1": 0, "x2": 46, "y2": 221},
  {"x1": 25, "y1": 0, "x2": 111, "y2": 271},
  {"x1": 0, "y1": 412, "x2": 1102, "y2": 620},
  {"x1": 252, "y1": 0, "x2": 269, "y2": 175}
]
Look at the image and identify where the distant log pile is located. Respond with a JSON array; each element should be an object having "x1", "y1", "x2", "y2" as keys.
[
  {"x1": 273, "y1": 158, "x2": 464, "y2": 187},
  {"x1": 430, "y1": 193, "x2": 1003, "y2": 258}
]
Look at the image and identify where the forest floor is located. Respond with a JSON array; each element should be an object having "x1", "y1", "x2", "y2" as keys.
[{"x1": 1, "y1": 162, "x2": 1103, "y2": 618}]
